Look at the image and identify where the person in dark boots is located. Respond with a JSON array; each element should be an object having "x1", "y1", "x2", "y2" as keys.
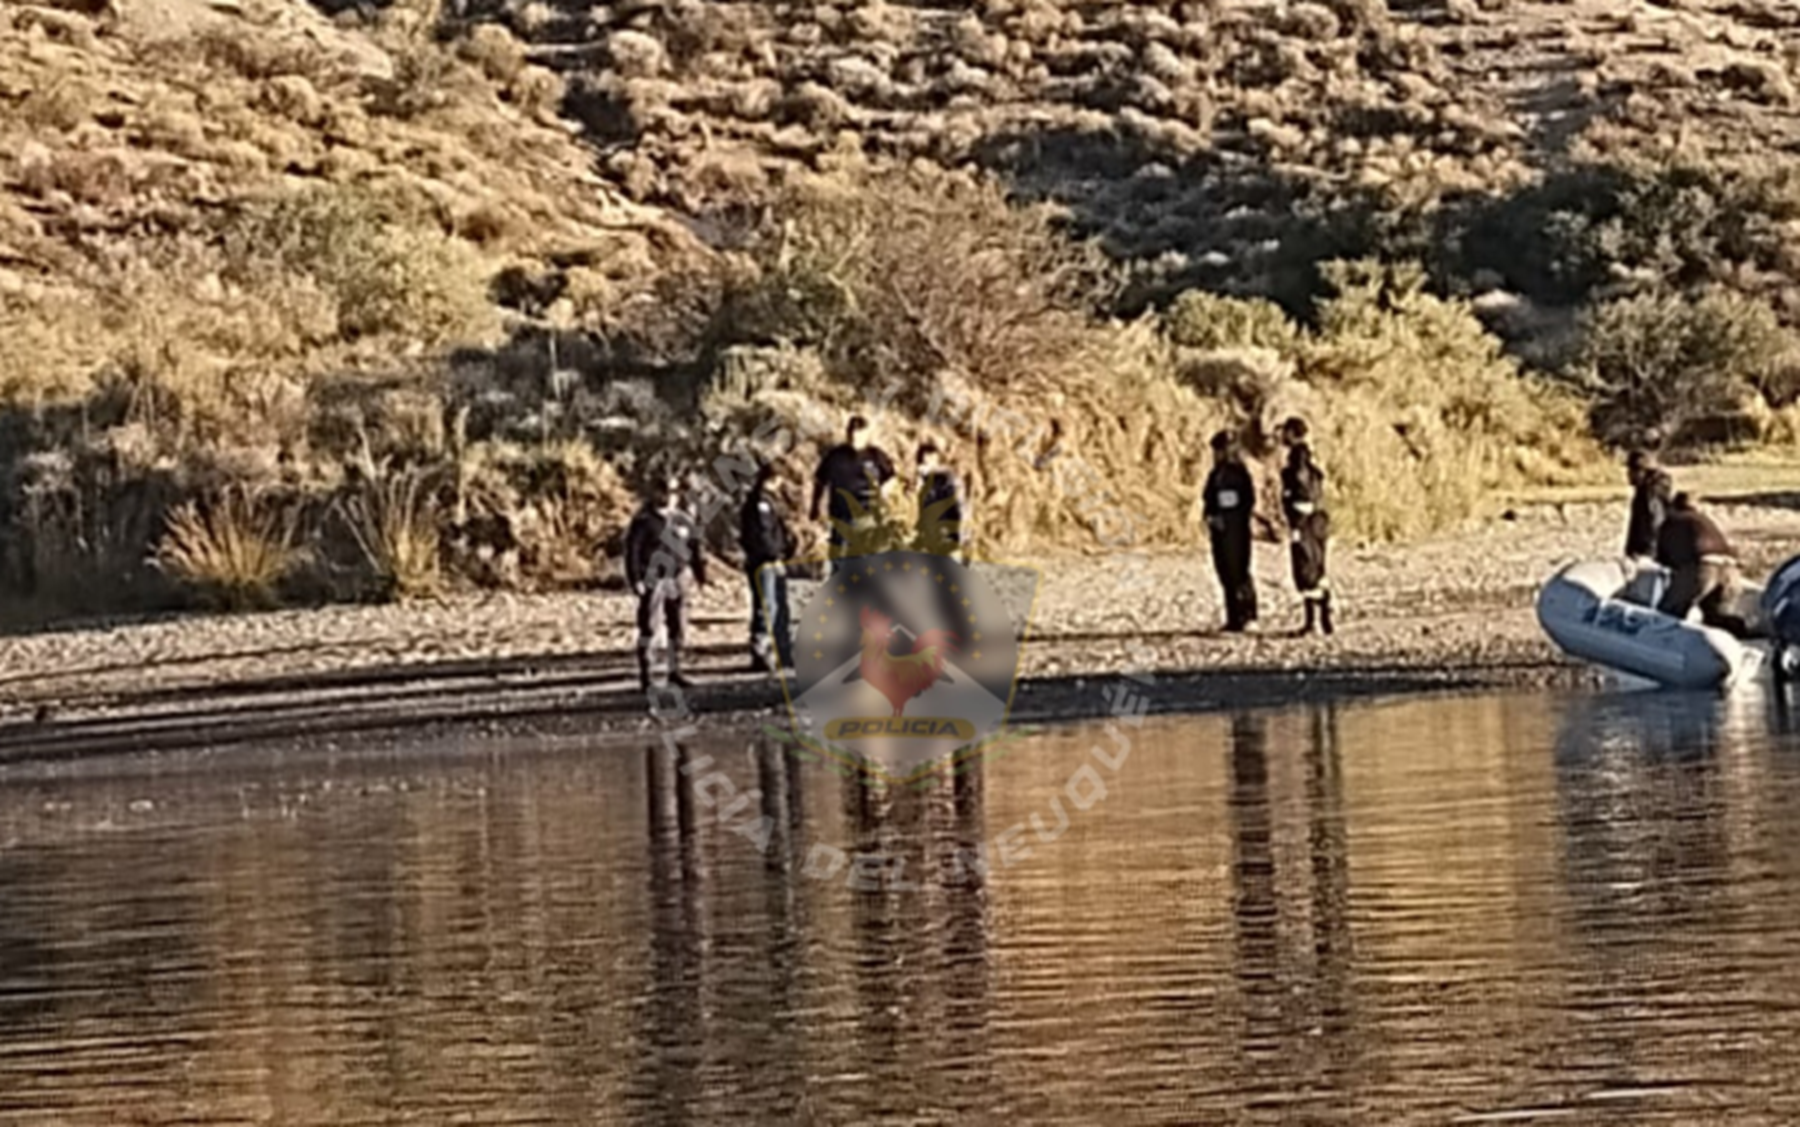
[
  {"x1": 1279, "y1": 417, "x2": 1334, "y2": 636},
  {"x1": 1624, "y1": 449, "x2": 1672, "y2": 561},
  {"x1": 1203, "y1": 430, "x2": 1258, "y2": 633},
  {"x1": 739, "y1": 459, "x2": 795, "y2": 674},
  {"x1": 1654, "y1": 492, "x2": 1746, "y2": 637},
  {"x1": 626, "y1": 475, "x2": 710, "y2": 691}
]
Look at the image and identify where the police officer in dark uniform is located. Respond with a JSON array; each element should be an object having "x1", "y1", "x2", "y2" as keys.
[
  {"x1": 625, "y1": 475, "x2": 709, "y2": 691},
  {"x1": 811, "y1": 415, "x2": 897, "y2": 576},
  {"x1": 1203, "y1": 430, "x2": 1258, "y2": 633},
  {"x1": 739, "y1": 459, "x2": 795, "y2": 674},
  {"x1": 1624, "y1": 449, "x2": 1673, "y2": 560},
  {"x1": 914, "y1": 440, "x2": 965, "y2": 558},
  {"x1": 1279, "y1": 417, "x2": 1334, "y2": 636},
  {"x1": 1654, "y1": 492, "x2": 1746, "y2": 636}
]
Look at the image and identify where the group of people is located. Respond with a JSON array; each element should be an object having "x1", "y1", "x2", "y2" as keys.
[
  {"x1": 623, "y1": 416, "x2": 965, "y2": 692},
  {"x1": 1623, "y1": 450, "x2": 1749, "y2": 635},
  {"x1": 622, "y1": 411, "x2": 1345, "y2": 693},
  {"x1": 621, "y1": 412, "x2": 1784, "y2": 691},
  {"x1": 1202, "y1": 417, "x2": 1337, "y2": 637}
]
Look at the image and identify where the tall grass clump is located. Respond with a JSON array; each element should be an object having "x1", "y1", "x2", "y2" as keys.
[
  {"x1": 341, "y1": 468, "x2": 443, "y2": 600},
  {"x1": 154, "y1": 487, "x2": 305, "y2": 610}
]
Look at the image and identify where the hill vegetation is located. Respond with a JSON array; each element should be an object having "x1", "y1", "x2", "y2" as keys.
[{"x1": 5, "y1": 0, "x2": 1799, "y2": 616}]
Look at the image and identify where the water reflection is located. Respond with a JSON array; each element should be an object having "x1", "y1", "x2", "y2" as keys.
[{"x1": 7, "y1": 693, "x2": 1800, "y2": 1122}]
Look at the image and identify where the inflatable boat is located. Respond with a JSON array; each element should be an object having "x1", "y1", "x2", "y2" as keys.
[{"x1": 1536, "y1": 558, "x2": 1768, "y2": 690}]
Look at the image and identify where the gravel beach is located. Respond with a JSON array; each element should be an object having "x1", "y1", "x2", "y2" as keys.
[{"x1": 4, "y1": 477, "x2": 1799, "y2": 766}]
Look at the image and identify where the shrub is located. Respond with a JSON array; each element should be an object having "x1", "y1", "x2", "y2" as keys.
[
  {"x1": 1458, "y1": 160, "x2": 1800, "y2": 308},
  {"x1": 712, "y1": 169, "x2": 1116, "y2": 404},
  {"x1": 155, "y1": 487, "x2": 305, "y2": 610},
  {"x1": 1163, "y1": 291, "x2": 1302, "y2": 353},
  {"x1": 1573, "y1": 287, "x2": 1799, "y2": 448},
  {"x1": 222, "y1": 187, "x2": 498, "y2": 346}
]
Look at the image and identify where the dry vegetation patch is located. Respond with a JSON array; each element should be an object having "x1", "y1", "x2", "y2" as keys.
[{"x1": 14, "y1": 0, "x2": 1800, "y2": 623}]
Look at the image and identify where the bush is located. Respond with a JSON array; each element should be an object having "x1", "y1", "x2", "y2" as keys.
[
  {"x1": 222, "y1": 187, "x2": 498, "y2": 346},
  {"x1": 1163, "y1": 291, "x2": 1302, "y2": 353},
  {"x1": 1458, "y1": 160, "x2": 1800, "y2": 308},
  {"x1": 1573, "y1": 287, "x2": 1799, "y2": 448},
  {"x1": 711, "y1": 169, "x2": 1116, "y2": 403}
]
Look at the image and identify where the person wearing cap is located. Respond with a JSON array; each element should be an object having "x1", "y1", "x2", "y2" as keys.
[
  {"x1": 914, "y1": 440, "x2": 965, "y2": 559},
  {"x1": 625, "y1": 474, "x2": 710, "y2": 691},
  {"x1": 1624, "y1": 449, "x2": 1673, "y2": 561},
  {"x1": 1203, "y1": 429, "x2": 1258, "y2": 633},
  {"x1": 1279, "y1": 417, "x2": 1334, "y2": 636},
  {"x1": 810, "y1": 414, "x2": 897, "y2": 577},
  {"x1": 739, "y1": 458, "x2": 795, "y2": 674},
  {"x1": 1654, "y1": 492, "x2": 1747, "y2": 636}
]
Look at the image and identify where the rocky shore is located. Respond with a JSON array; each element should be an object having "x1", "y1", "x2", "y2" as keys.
[{"x1": 4, "y1": 473, "x2": 1800, "y2": 769}]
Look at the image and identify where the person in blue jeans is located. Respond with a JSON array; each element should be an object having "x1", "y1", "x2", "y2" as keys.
[{"x1": 740, "y1": 459, "x2": 796, "y2": 673}]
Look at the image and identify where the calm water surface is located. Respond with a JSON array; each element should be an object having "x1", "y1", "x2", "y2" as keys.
[{"x1": 4, "y1": 689, "x2": 1800, "y2": 1124}]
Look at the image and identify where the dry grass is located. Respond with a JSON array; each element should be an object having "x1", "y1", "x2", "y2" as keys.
[
  {"x1": 340, "y1": 468, "x2": 443, "y2": 600},
  {"x1": 155, "y1": 488, "x2": 306, "y2": 610}
]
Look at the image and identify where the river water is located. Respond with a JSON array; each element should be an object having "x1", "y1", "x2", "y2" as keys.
[{"x1": 2, "y1": 687, "x2": 1800, "y2": 1124}]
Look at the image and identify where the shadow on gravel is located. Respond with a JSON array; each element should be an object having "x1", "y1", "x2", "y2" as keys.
[{"x1": 0, "y1": 652, "x2": 1580, "y2": 769}]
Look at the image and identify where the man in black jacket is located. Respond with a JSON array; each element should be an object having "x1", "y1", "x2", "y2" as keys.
[
  {"x1": 740, "y1": 459, "x2": 795, "y2": 674},
  {"x1": 625, "y1": 475, "x2": 709, "y2": 691},
  {"x1": 1624, "y1": 449, "x2": 1672, "y2": 560},
  {"x1": 1654, "y1": 492, "x2": 1746, "y2": 636},
  {"x1": 810, "y1": 415, "x2": 896, "y2": 576},
  {"x1": 1203, "y1": 429, "x2": 1258, "y2": 633},
  {"x1": 914, "y1": 441, "x2": 965, "y2": 559},
  {"x1": 1279, "y1": 417, "x2": 1334, "y2": 636}
]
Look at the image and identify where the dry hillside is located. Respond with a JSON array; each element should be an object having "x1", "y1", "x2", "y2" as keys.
[{"x1": 6, "y1": 0, "x2": 1800, "y2": 620}]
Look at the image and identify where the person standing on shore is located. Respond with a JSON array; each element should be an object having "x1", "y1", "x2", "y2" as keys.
[
  {"x1": 1203, "y1": 430, "x2": 1258, "y2": 633},
  {"x1": 1654, "y1": 492, "x2": 1747, "y2": 636},
  {"x1": 914, "y1": 440, "x2": 965, "y2": 559},
  {"x1": 626, "y1": 475, "x2": 709, "y2": 692},
  {"x1": 739, "y1": 459, "x2": 795, "y2": 674},
  {"x1": 1624, "y1": 449, "x2": 1672, "y2": 561},
  {"x1": 1279, "y1": 417, "x2": 1334, "y2": 636},
  {"x1": 810, "y1": 415, "x2": 896, "y2": 575}
]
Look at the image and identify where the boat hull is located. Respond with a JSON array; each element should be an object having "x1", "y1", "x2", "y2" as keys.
[{"x1": 1537, "y1": 558, "x2": 1762, "y2": 690}]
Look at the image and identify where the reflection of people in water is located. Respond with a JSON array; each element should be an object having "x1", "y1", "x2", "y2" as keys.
[
  {"x1": 1549, "y1": 694, "x2": 1745, "y2": 1074},
  {"x1": 640, "y1": 743, "x2": 706, "y2": 1121},
  {"x1": 750, "y1": 738, "x2": 810, "y2": 1113},
  {"x1": 1229, "y1": 708, "x2": 1366, "y2": 1103},
  {"x1": 1303, "y1": 706, "x2": 1355, "y2": 1047},
  {"x1": 1227, "y1": 712, "x2": 1283, "y2": 1081}
]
